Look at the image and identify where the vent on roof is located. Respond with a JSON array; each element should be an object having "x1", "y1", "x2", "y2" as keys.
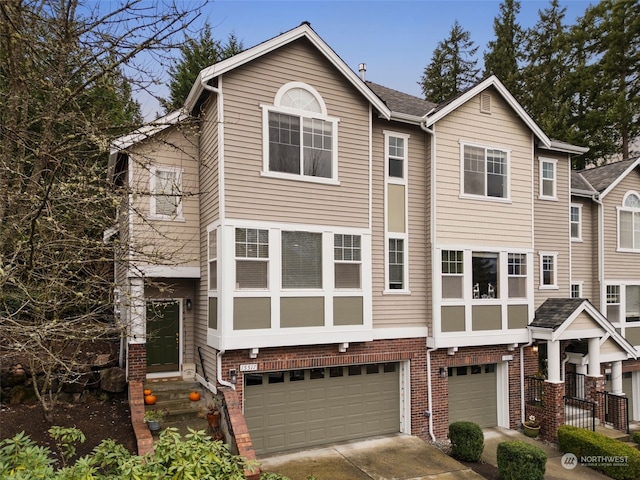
[{"x1": 480, "y1": 93, "x2": 491, "y2": 114}]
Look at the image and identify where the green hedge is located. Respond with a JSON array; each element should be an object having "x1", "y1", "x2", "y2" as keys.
[
  {"x1": 496, "y1": 440, "x2": 546, "y2": 480},
  {"x1": 558, "y1": 425, "x2": 640, "y2": 480},
  {"x1": 631, "y1": 431, "x2": 640, "y2": 445},
  {"x1": 448, "y1": 421, "x2": 484, "y2": 461}
]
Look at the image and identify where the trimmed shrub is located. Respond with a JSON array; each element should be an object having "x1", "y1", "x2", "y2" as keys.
[
  {"x1": 497, "y1": 440, "x2": 546, "y2": 480},
  {"x1": 632, "y1": 431, "x2": 640, "y2": 445},
  {"x1": 448, "y1": 421, "x2": 484, "y2": 461},
  {"x1": 558, "y1": 424, "x2": 640, "y2": 480}
]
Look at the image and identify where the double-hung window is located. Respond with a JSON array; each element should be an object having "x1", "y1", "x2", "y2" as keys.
[
  {"x1": 462, "y1": 144, "x2": 508, "y2": 199},
  {"x1": 539, "y1": 252, "x2": 557, "y2": 288},
  {"x1": 442, "y1": 250, "x2": 463, "y2": 299},
  {"x1": 570, "y1": 204, "x2": 582, "y2": 241},
  {"x1": 208, "y1": 229, "x2": 217, "y2": 290},
  {"x1": 607, "y1": 285, "x2": 621, "y2": 323},
  {"x1": 388, "y1": 238, "x2": 405, "y2": 290},
  {"x1": 150, "y1": 166, "x2": 182, "y2": 218},
  {"x1": 619, "y1": 192, "x2": 640, "y2": 251},
  {"x1": 264, "y1": 83, "x2": 338, "y2": 181},
  {"x1": 539, "y1": 158, "x2": 557, "y2": 200},
  {"x1": 508, "y1": 253, "x2": 527, "y2": 298},
  {"x1": 334, "y1": 234, "x2": 361, "y2": 288},
  {"x1": 235, "y1": 228, "x2": 269, "y2": 289}
]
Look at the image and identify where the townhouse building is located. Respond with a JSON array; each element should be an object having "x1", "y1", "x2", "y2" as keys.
[{"x1": 109, "y1": 23, "x2": 639, "y2": 454}]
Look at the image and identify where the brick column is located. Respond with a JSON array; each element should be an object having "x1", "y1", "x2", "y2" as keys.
[
  {"x1": 541, "y1": 381, "x2": 565, "y2": 442},
  {"x1": 127, "y1": 343, "x2": 147, "y2": 381},
  {"x1": 584, "y1": 375, "x2": 605, "y2": 424}
]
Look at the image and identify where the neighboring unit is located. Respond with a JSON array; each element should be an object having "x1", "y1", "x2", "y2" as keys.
[{"x1": 109, "y1": 22, "x2": 639, "y2": 454}]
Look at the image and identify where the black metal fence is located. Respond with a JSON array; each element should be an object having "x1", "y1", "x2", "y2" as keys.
[
  {"x1": 564, "y1": 396, "x2": 596, "y2": 431},
  {"x1": 525, "y1": 376, "x2": 545, "y2": 406},
  {"x1": 597, "y1": 391, "x2": 629, "y2": 434},
  {"x1": 565, "y1": 372, "x2": 586, "y2": 398}
]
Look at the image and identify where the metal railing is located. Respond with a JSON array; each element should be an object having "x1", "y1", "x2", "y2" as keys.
[
  {"x1": 565, "y1": 372, "x2": 586, "y2": 398},
  {"x1": 525, "y1": 376, "x2": 545, "y2": 406},
  {"x1": 564, "y1": 396, "x2": 596, "y2": 431},
  {"x1": 597, "y1": 391, "x2": 629, "y2": 434}
]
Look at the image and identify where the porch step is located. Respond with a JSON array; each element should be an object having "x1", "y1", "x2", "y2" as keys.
[
  {"x1": 143, "y1": 379, "x2": 209, "y2": 424},
  {"x1": 595, "y1": 424, "x2": 631, "y2": 442}
]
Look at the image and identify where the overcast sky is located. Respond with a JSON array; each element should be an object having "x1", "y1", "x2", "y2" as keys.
[{"x1": 138, "y1": 0, "x2": 594, "y2": 119}]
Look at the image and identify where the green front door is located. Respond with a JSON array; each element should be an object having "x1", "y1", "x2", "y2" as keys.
[{"x1": 146, "y1": 301, "x2": 180, "y2": 373}]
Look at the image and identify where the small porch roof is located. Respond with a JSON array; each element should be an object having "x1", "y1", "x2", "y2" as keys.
[{"x1": 529, "y1": 298, "x2": 637, "y2": 359}]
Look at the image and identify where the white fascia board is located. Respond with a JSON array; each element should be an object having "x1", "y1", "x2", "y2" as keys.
[
  {"x1": 132, "y1": 265, "x2": 200, "y2": 279},
  {"x1": 425, "y1": 75, "x2": 551, "y2": 148},
  {"x1": 184, "y1": 23, "x2": 391, "y2": 119},
  {"x1": 600, "y1": 156, "x2": 640, "y2": 199},
  {"x1": 111, "y1": 110, "x2": 188, "y2": 151},
  {"x1": 545, "y1": 140, "x2": 589, "y2": 155}
]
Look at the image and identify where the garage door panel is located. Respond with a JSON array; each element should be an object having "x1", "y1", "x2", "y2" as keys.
[
  {"x1": 245, "y1": 363, "x2": 400, "y2": 455},
  {"x1": 448, "y1": 364, "x2": 497, "y2": 428}
]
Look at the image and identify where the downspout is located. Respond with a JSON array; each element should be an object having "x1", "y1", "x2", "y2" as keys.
[
  {"x1": 520, "y1": 329, "x2": 534, "y2": 425},
  {"x1": 200, "y1": 79, "x2": 234, "y2": 392},
  {"x1": 593, "y1": 193, "x2": 604, "y2": 309},
  {"x1": 426, "y1": 346, "x2": 437, "y2": 441},
  {"x1": 421, "y1": 118, "x2": 436, "y2": 441}
]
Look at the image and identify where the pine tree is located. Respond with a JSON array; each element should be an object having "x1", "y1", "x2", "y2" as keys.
[
  {"x1": 161, "y1": 23, "x2": 244, "y2": 112},
  {"x1": 483, "y1": 0, "x2": 525, "y2": 97},
  {"x1": 420, "y1": 21, "x2": 480, "y2": 103}
]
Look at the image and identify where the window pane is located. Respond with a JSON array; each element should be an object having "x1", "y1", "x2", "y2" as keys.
[
  {"x1": 303, "y1": 118, "x2": 332, "y2": 178},
  {"x1": 542, "y1": 255, "x2": 554, "y2": 285},
  {"x1": 236, "y1": 260, "x2": 268, "y2": 289},
  {"x1": 508, "y1": 277, "x2": 526, "y2": 298},
  {"x1": 282, "y1": 231, "x2": 322, "y2": 288},
  {"x1": 155, "y1": 170, "x2": 179, "y2": 215},
  {"x1": 620, "y1": 211, "x2": 633, "y2": 248},
  {"x1": 269, "y1": 112, "x2": 300, "y2": 174},
  {"x1": 389, "y1": 238, "x2": 404, "y2": 289},
  {"x1": 236, "y1": 228, "x2": 269, "y2": 258},
  {"x1": 464, "y1": 146, "x2": 485, "y2": 195},
  {"x1": 335, "y1": 263, "x2": 360, "y2": 288},
  {"x1": 389, "y1": 158, "x2": 403, "y2": 178},
  {"x1": 625, "y1": 194, "x2": 640, "y2": 208},
  {"x1": 487, "y1": 150, "x2": 506, "y2": 198},
  {"x1": 472, "y1": 252, "x2": 498, "y2": 298},
  {"x1": 571, "y1": 284, "x2": 580, "y2": 299},
  {"x1": 626, "y1": 286, "x2": 640, "y2": 322},
  {"x1": 209, "y1": 260, "x2": 217, "y2": 290}
]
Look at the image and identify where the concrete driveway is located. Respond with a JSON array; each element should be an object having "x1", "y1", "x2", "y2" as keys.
[{"x1": 258, "y1": 434, "x2": 483, "y2": 480}]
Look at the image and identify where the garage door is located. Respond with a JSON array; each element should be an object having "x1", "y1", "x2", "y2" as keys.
[
  {"x1": 448, "y1": 364, "x2": 497, "y2": 428},
  {"x1": 244, "y1": 363, "x2": 400, "y2": 455}
]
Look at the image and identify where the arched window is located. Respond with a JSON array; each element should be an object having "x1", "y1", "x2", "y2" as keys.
[
  {"x1": 619, "y1": 191, "x2": 640, "y2": 251},
  {"x1": 263, "y1": 82, "x2": 338, "y2": 181}
]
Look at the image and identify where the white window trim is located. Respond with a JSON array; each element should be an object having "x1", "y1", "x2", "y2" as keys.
[
  {"x1": 539, "y1": 252, "x2": 558, "y2": 290},
  {"x1": 260, "y1": 82, "x2": 340, "y2": 185},
  {"x1": 385, "y1": 233, "x2": 409, "y2": 294},
  {"x1": 570, "y1": 281, "x2": 583, "y2": 299},
  {"x1": 538, "y1": 157, "x2": 557, "y2": 201},
  {"x1": 235, "y1": 227, "x2": 270, "y2": 291},
  {"x1": 208, "y1": 226, "x2": 218, "y2": 291},
  {"x1": 459, "y1": 141, "x2": 511, "y2": 203},
  {"x1": 384, "y1": 131, "x2": 410, "y2": 185},
  {"x1": 570, "y1": 203, "x2": 583, "y2": 242},
  {"x1": 617, "y1": 191, "x2": 640, "y2": 252},
  {"x1": 334, "y1": 233, "x2": 363, "y2": 291},
  {"x1": 507, "y1": 252, "x2": 528, "y2": 300},
  {"x1": 149, "y1": 165, "x2": 184, "y2": 220}
]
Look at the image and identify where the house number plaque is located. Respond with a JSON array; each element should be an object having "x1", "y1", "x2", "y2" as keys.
[{"x1": 240, "y1": 363, "x2": 258, "y2": 372}]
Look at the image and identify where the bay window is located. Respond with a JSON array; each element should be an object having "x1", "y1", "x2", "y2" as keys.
[{"x1": 282, "y1": 231, "x2": 322, "y2": 289}]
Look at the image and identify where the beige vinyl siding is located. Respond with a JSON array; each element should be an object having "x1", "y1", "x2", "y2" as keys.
[
  {"x1": 371, "y1": 119, "x2": 430, "y2": 330},
  {"x1": 534, "y1": 151, "x2": 571, "y2": 304},
  {"x1": 221, "y1": 38, "x2": 371, "y2": 228},
  {"x1": 196, "y1": 97, "x2": 220, "y2": 381},
  {"x1": 571, "y1": 197, "x2": 597, "y2": 302},
  {"x1": 128, "y1": 126, "x2": 200, "y2": 269},
  {"x1": 434, "y1": 87, "x2": 533, "y2": 247},
  {"x1": 603, "y1": 170, "x2": 640, "y2": 279}
]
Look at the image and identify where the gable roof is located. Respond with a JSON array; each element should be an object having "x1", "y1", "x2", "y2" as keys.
[
  {"x1": 423, "y1": 76, "x2": 552, "y2": 149},
  {"x1": 575, "y1": 157, "x2": 640, "y2": 198},
  {"x1": 184, "y1": 22, "x2": 391, "y2": 120},
  {"x1": 366, "y1": 81, "x2": 436, "y2": 119},
  {"x1": 530, "y1": 298, "x2": 637, "y2": 358},
  {"x1": 571, "y1": 171, "x2": 598, "y2": 196}
]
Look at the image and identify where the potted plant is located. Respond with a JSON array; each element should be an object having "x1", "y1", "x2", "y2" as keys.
[
  {"x1": 205, "y1": 403, "x2": 220, "y2": 428},
  {"x1": 522, "y1": 414, "x2": 541, "y2": 437},
  {"x1": 144, "y1": 409, "x2": 166, "y2": 432}
]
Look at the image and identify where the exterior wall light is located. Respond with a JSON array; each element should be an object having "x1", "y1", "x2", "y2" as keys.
[{"x1": 439, "y1": 367, "x2": 448, "y2": 378}]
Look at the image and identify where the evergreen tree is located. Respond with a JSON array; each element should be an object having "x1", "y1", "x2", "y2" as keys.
[
  {"x1": 161, "y1": 23, "x2": 244, "y2": 112},
  {"x1": 520, "y1": 0, "x2": 572, "y2": 138},
  {"x1": 483, "y1": 0, "x2": 525, "y2": 97},
  {"x1": 420, "y1": 21, "x2": 480, "y2": 103}
]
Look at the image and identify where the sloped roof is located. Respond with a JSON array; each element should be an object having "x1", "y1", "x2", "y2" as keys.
[
  {"x1": 576, "y1": 157, "x2": 640, "y2": 196},
  {"x1": 531, "y1": 298, "x2": 588, "y2": 330},
  {"x1": 366, "y1": 81, "x2": 436, "y2": 118},
  {"x1": 571, "y1": 171, "x2": 597, "y2": 195}
]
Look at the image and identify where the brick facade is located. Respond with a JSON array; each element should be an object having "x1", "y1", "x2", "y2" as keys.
[
  {"x1": 127, "y1": 343, "x2": 147, "y2": 381},
  {"x1": 221, "y1": 339, "x2": 429, "y2": 440},
  {"x1": 541, "y1": 381, "x2": 565, "y2": 442}
]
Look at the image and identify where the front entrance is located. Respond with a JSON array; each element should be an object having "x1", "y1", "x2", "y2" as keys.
[{"x1": 146, "y1": 300, "x2": 180, "y2": 374}]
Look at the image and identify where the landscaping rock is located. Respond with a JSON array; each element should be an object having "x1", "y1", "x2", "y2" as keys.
[{"x1": 100, "y1": 367, "x2": 126, "y2": 393}]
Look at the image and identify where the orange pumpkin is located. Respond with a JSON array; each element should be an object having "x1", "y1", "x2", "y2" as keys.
[
  {"x1": 189, "y1": 391, "x2": 201, "y2": 402},
  {"x1": 143, "y1": 388, "x2": 152, "y2": 396},
  {"x1": 144, "y1": 394, "x2": 157, "y2": 405}
]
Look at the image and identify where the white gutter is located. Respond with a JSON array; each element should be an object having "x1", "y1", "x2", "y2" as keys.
[
  {"x1": 426, "y1": 346, "x2": 437, "y2": 441},
  {"x1": 594, "y1": 193, "x2": 604, "y2": 310},
  {"x1": 216, "y1": 350, "x2": 236, "y2": 390},
  {"x1": 520, "y1": 329, "x2": 534, "y2": 425}
]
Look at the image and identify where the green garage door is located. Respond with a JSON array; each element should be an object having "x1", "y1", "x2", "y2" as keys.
[
  {"x1": 244, "y1": 363, "x2": 399, "y2": 455},
  {"x1": 448, "y1": 364, "x2": 497, "y2": 428}
]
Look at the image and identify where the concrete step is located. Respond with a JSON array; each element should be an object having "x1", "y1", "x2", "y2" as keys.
[{"x1": 143, "y1": 379, "x2": 210, "y2": 423}]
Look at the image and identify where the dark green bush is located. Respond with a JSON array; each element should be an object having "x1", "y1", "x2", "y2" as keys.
[
  {"x1": 631, "y1": 431, "x2": 640, "y2": 445},
  {"x1": 558, "y1": 425, "x2": 640, "y2": 480},
  {"x1": 497, "y1": 440, "x2": 546, "y2": 480},
  {"x1": 448, "y1": 421, "x2": 484, "y2": 461}
]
